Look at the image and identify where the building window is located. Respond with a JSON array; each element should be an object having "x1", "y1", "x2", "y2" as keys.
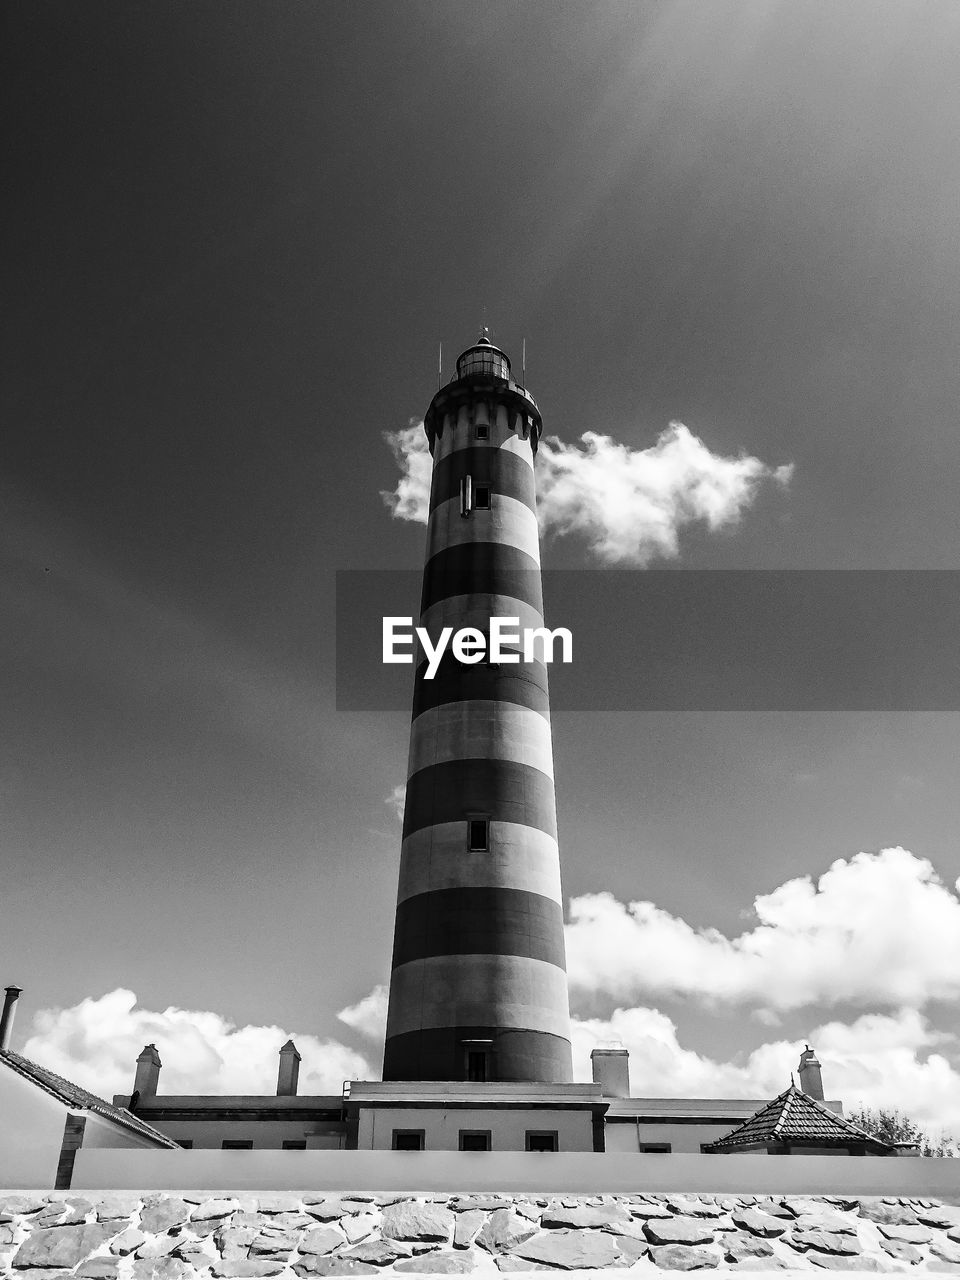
[
  {"x1": 459, "y1": 1130, "x2": 492, "y2": 1152},
  {"x1": 525, "y1": 1131, "x2": 559, "y2": 1152},
  {"x1": 467, "y1": 818, "x2": 489, "y2": 851},
  {"x1": 475, "y1": 424, "x2": 489, "y2": 440},
  {"x1": 641, "y1": 1143, "x2": 672, "y2": 1153},
  {"x1": 392, "y1": 1130, "x2": 425, "y2": 1151},
  {"x1": 465, "y1": 1048, "x2": 489, "y2": 1082},
  {"x1": 474, "y1": 484, "x2": 491, "y2": 508},
  {"x1": 221, "y1": 1139, "x2": 253, "y2": 1150},
  {"x1": 282, "y1": 1139, "x2": 307, "y2": 1150},
  {"x1": 174, "y1": 1139, "x2": 193, "y2": 1149}
]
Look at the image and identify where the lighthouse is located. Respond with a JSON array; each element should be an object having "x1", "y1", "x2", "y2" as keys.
[{"x1": 382, "y1": 334, "x2": 573, "y2": 1084}]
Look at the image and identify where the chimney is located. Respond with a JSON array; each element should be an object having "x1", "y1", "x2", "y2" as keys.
[
  {"x1": 133, "y1": 1043, "x2": 162, "y2": 1099},
  {"x1": 590, "y1": 1046, "x2": 630, "y2": 1098},
  {"x1": 277, "y1": 1040, "x2": 301, "y2": 1096},
  {"x1": 0, "y1": 986, "x2": 22, "y2": 1051},
  {"x1": 797, "y1": 1045, "x2": 824, "y2": 1100}
]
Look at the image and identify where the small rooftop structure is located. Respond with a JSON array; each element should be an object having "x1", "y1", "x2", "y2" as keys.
[{"x1": 704, "y1": 1083, "x2": 895, "y2": 1156}]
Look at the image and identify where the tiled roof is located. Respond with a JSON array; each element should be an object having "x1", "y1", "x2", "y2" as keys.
[
  {"x1": 0, "y1": 1049, "x2": 178, "y2": 1148},
  {"x1": 705, "y1": 1084, "x2": 894, "y2": 1153}
]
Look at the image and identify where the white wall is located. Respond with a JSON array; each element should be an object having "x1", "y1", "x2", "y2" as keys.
[
  {"x1": 0, "y1": 1068, "x2": 68, "y2": 1189},
  {"x1": 359, "y1": 1107, "x2": 593, "y2": 1152},
  {"x1": 142, "y1": 1119, "x2": 344, "y2": 1150},
  {"x1": 71, "y1": 1149, "x2": 960, "y2": 1202},
  {"x1": 605, "y1": 1121, "x2": 736, "y2": 1154}
]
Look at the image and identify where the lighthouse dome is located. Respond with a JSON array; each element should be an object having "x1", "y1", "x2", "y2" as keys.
[{"x1": 456, "y1": 331, "x2": 511, "y2": 382}]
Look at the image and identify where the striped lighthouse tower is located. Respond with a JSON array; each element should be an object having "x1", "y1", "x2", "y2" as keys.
[{"x1": 382, "y1": 333, "x2": 573, "y2": 1084}]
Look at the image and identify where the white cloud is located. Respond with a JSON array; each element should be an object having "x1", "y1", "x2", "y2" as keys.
[
  {"x1": 571, "y1": 1004, "x2": 960, "y2": 1135},
  {"x1": 337, "y1": 984, "x2": 388, "y2": 1043},
  {"x1": 23, "y1": 989, "x2": 372, "y2": 1098},
  {"x1": 380, "y1": 419, "x2": 792, "y2": 565},
  {"x1": 380, "y1": 422, "x2": 432, "y2": 524},
  {"x1": 566, "y1": 847, "x2": 960, "y2": 1012},
  {"x1": 536, "y1": 425, "x2": 792, "y2": 565},
  {"x1": 385, "y1": 783, "x2": 406, "y2": 821}
]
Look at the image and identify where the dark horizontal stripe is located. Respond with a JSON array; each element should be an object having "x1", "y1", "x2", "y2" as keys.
[
  {"x1": 429, "y1": 447, "x2": 537, "y2": 515},
  {"x1": 382, "y1": 1025, "x2": 573, "y2": 1084},
  {"x1": 402, "y1": 758, "x2": 557, "y2": 840},
  {"x1": 391, "y1": 887, "x2": 566, "y2": 969},
  {"x1": 411, "y1": 655, "x2": 551, "y2": 719},
  {"x1": 421, "y1": 543, "x2": 543, "y2": 614}
]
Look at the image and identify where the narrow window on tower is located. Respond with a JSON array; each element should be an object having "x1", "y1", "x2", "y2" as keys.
[
  {"x1": 474, "y1": 484, "x2": 490, "y2": 509},
  {"x1": 475, "y1": 423, "x2": 488, "y2": 440},
  {"x1": 467, "y1": 818, "x2": 489, "y2": 851},
  {"x1": 464, "y1": 1047, "x2": 490, "y2": 1082}
]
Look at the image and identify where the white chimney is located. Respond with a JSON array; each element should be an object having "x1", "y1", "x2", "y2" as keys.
[
  {"x1": 590, "y1": 1046, "x2": 630, "y2": 1097},
  {"x1": 0, "y1": 986, "x2": 22, "y2": 1051},
  {"x1": 277, "y1": 1039, "x2": 301, "y2": 1096},
  {"x1": 133, "y1": 1043, "x2": 162, "y2": 1099},
  {"x1": 797, "y1": 1045, "x2": 824, "y2": 1100}
]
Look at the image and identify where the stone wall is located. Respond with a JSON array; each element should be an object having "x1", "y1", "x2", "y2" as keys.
[{"x1": 4, "y1": 1191, "x2": 960, "y2": 1276}]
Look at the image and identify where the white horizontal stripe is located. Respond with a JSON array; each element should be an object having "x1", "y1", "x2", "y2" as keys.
[
  {"x1": 386, "y1": 954, "x2": 571, "y2": 1040},
  {"x1": 397, "y1": 821, "x2": 563, "y2": 905},
  {"x1": 426, "y1": 494, "x2": 541, "y2": 565},
  {"x1": 433, "y1": 407, "x2": 536, "y2": 466},
  {"x1": 407, "y1": 700, "x2": 555, "y2": 779}
]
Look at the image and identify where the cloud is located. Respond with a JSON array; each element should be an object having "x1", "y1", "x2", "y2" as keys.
[
  {"x1": 570, "y1": 1004, "x2": 960, "y2": 1136},
  {"x1": 23, "y1": 988, "x2": 372, "y2": 1097},
  {"x1": 381, "y1": 420, "x2": 792, "y2": 565},
  {"x1": 337, "y1": 984, "x2": 388, "y2": 1043},
  {"x1": 536, "y1": 425, "x2": 792, "y2": 565},
  {"x1": 380, "y1": 421, "x2": 432, "y2": 524},
  {"x1": 385, "y1": 783, "x2": 406, "y2": 821},
  {"x1": 566, "y1": 847, "x2": 960, "y2": 1012}
]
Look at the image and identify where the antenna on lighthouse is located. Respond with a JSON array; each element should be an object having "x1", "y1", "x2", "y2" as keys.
[
  {"x1": 438, "y1": 340, "x2": 442, "y2": 390},
  {"x1": 522, "y1": 337, "x2": 526, "y2": 387}
]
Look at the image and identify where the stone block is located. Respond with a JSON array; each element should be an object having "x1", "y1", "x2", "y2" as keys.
[
  {"x1": 394, "y1": 1252, "x2": 477, "y2": 1273},
  {"x1": 858, "y1": 1201, "x2": 918, "y2": 1227},
  {"x1": 511, "y1": 1229, "x2": 625, "y2": 1270},
  {"x1": 76, "y1": 1260, "x2": 120, "y2": 1280},
  {"x1": 340, "y1": 1214, "x2": 378, "y2": 1245},
  {"x1": 541, "y1": 1204, "x2": 629, "y2": 1230},
  {"x1": 644, "y1": 1217, "x2": 715, "y2": 1246},
  {"x1": 788, "y1": 1229, "x2": 861, "y2": 1255},
  {"x1": 293, "y1": 1259, "x2": 379, "y2": 1276},
  {"x1": 932, "y1": 1240, "x2": 960, "y2": 1265},
  {"x1": 140, "y1": 1201, "x2": 191, "y2": 1235},
  {"x1": 880, "y1": 1238, "x2": 922, "y2": 1265},
  {"x1": 648, "y1": 1243, "x2": 719, "y2": 1270},
  {"x1": 299, "y1": 1227, "x2": 345, "y2": 1257},
  {"x1": 381, "y1": 1203, "x2": 455, "y2": 1244},
  {"x1": 877, "y1": 1224, "x2": 931, "y2": 1244},
  {"x1": 453, "y1": 1211, "x2": 486, "y2": 1249},
  {"x1": 476, "y1": 1210, "x2": 539, "y2": 1255},
  {"x1": 12, "y1": 1223, "x2": 114, "y2": 1269},
  {"x1": 730, "y1": 1209, "x2": 788, "y2": 1238}
]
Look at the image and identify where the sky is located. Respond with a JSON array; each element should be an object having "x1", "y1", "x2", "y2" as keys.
[{"x1": 5, "y1": 0, "x2": 960, "y2": 1135}]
